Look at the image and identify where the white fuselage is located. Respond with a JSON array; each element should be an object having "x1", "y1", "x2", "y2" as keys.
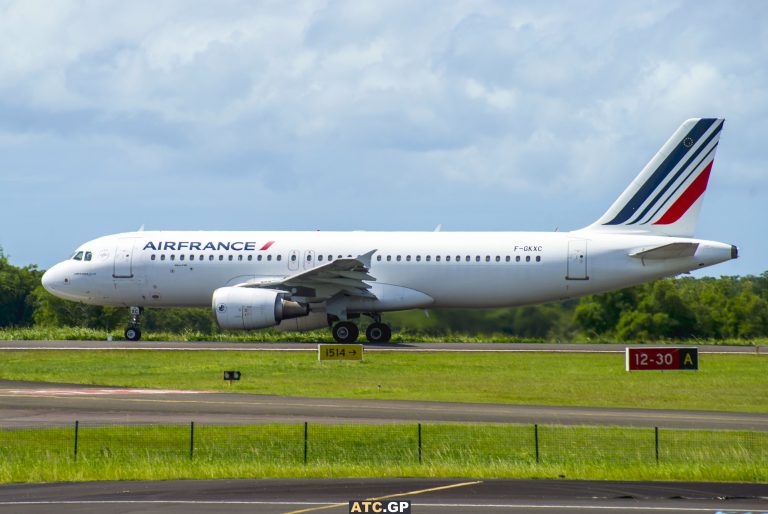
[{"x1": 42, "y1": 230, "x2": 735, "y2": 313}]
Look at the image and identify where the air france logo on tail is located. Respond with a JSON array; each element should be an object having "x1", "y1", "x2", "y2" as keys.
[{"x1": 594, "y1": 118, "x2": 724, "y2": 237}]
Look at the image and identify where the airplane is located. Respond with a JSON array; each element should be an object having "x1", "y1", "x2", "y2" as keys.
[{"x1": 42, "y1": 118, "x2": 737, "y2": 343}]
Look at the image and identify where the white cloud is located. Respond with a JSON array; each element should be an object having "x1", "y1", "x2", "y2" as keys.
[{"x1": 0, "y1": 0, "x2": 766, "y2": 275}]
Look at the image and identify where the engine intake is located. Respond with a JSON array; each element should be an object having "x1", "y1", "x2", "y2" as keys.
[{"x1": 212, "y1": 287, "x2": 309, "y2": 330}]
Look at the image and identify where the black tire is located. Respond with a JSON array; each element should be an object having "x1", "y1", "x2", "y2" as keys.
[
  {"x1": 365, "y1": 322, "x2": 392, "y2": 343},
  {"x1": 124, "y1": 327, "x2": 141, "y2": 341},
  {"x1": 332, "y1": 322, "x2": 359, "y2": 343}
]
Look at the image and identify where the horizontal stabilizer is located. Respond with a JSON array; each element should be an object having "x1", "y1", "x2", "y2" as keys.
[{"x1": 629, "y1": 242, "x2": 699, "y2": 260}]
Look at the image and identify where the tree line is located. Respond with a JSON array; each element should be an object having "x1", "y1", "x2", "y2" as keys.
[{"x1": 2, "y1": 249, "x2": 767, "y2": 340}]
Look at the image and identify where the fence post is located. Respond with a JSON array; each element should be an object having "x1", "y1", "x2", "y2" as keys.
[
  {"x1": 190, "y1": 422, "x2": 195, "y2": 460},
  {"x1": 655, "y1": 426, "x2": 659, "y2": 464},
  {"x1": 73, "y1": 420, "x2": 79, "y2": 461},
  {"x1": 534, "y1": 424, "x2": 539, "y2": 464},
  {"x1": 418, "y1": 423, "x2": 422, "y2": 464},
  {"x1": 303, "y1": 422, "x2": 308, "y2": 465}
]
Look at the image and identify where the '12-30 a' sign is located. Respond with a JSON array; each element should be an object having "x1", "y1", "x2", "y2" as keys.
[{"x1": 625, "y1": 348, "x2": 699, "y2": 371}]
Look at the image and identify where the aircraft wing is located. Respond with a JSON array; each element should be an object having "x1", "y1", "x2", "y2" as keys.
[
  {"x1": 629, "y1": 242, "x2": 699, "y2": 260},
  {"x1": 238, "y1": 250, "x2": 378, "y2": 301}
]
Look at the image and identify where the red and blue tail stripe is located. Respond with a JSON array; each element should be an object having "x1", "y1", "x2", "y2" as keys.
[{"x1": 602, "y1": 118, "x2": 723, "y2": 229}]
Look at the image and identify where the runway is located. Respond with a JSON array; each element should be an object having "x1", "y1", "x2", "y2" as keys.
[
  {"x1": 0, "y1": 478, "x2": 765, "y2": 514},
  {"x1": 0, "y1": 340, "x2": 762, "y2": 353},
  {"x1": 1, "y1": 379, "x2": 766, "y2": 430}
]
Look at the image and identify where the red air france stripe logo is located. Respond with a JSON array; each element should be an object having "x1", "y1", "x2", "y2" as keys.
[
  {"x1": 260, "y1": 241, "x2": 275, "y2": 251},
  {"x1": 654, "y1": 161, "x2": 713, "y2": 225}
]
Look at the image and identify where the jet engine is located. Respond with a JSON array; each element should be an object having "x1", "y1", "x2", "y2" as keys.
[{"x1": 212, "y1": 287, "x2": 309, "y2": 330}]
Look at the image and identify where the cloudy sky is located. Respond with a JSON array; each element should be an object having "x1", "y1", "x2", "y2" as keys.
[{"x1": 0, "y1": 0, "x2": 766, "y2": 276}]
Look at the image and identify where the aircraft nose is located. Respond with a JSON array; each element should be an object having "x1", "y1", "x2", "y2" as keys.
[{"x1": 42, "y1": 263, "x2": 67, "y2": 294}]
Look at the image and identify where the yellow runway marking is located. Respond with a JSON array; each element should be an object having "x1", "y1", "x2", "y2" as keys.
[{"x1": 281, "y1": 480, "x2": 482, "y2": 514}]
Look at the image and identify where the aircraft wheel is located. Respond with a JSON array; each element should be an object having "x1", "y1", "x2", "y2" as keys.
[
  {"x1": 332, "y1": 322, "x2": 359, "y2": 343},
  {"x1": 124, "y1": 327, "x2": 141, "y2": 341},
  {"x1": 366, "y1": 322, "x2": 392, "y2": 343}
]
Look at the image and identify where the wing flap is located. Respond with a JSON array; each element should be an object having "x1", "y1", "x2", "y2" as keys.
[{"x1": 237, "y1": 250, "x2": 378, "y2": 301}]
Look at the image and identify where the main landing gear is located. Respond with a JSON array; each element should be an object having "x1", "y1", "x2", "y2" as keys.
[
  {"x1": 331, "y1": 314, "x2": 392, "y2": 343},
  {"x1": 124, "y1": 306, "x2": 142, "y2": 341}
]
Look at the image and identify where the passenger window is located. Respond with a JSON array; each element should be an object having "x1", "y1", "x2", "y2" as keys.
[
  {"x1": 267, "y1": 255, "x2": 272, "y2": 261},
  {"x1": 258, "y1": 255, "x2": 263, "y2": 261},
  {"x1": 247, "y1": 255, "x2": 253, "y2": 261},
  {"x1": 218, "y1": 255, "x2": 223, "y2": 261},
  {"x1": 307, "y1": 255, "x2": 312, "y2": 261},
  {"x1": 328, "y1": 255, "x2": 332, "y2": 261},
  {"x1": 376, "y1": 255, "x2": 382, "y2": 261},
  {"x1": 73, "y1": 251, "x2": 83, "y2": 261},
  {"x1": 505, "y1": 256, "x2": 510, "y2": 262},
  {"x1": 536, "y1": 255, "x2": 541, "y2": 262},
  {"x1": 485, "y1": 256, "x2": 490, "y2": 262},
  {"x1": 277, "y1": 255, "x2": 282, "y2": 261},
  {"x1": 466, "y1": 256, "x2": 471, "y2": 262},
  {"x1": 396, "y1": 256, "x2": 402, "y2": 262},
  {"x1": 170, "y1": 255, "x2": 176, "y2": 261},
  {"x1": 318, "y1": 255, "x2": 324, "y2": 262},
  {"x1": 436, "y1": 256, "x2": 441, "y2": 262},
  {"x1": 238, "y1": 255, "x2": 243, "y2": 261},
  {"x1": 209, "y1": 255, "x2": 214, "y2": 261},
  {"x1": 426, "y1": 256, "x2": 431, "y2": 262},
  {"x1": 526, "y1": 256, "x2": 531, "y2": 262},
  {"x1": 476, "y1": 256, "x2": 480, "y2": 262},
  {"x1": 387, "y1": 255, "x2": 392, "y2": 262},
  {"x1": 151, "y1": 255, "x2": 156, "y2": 261},
  {"x1": 495, "y1": 256, "x2": 500, "y2": 262},
  {"x1": 291, "y1": 254, "x2": 297, "y2": 262},
  {"x1": 456, "y1": 255, "x2": 460, "y2": 262},
  {"x1": 180, "y1": 255, "x2": 186, "y2": 261},
  {"x1": 446, "y1": 256, "x2": 450, "y2": 262},
  {"x1": 516, "y1": 256, "x2": 521, "y2": 262},
  {"x1": 406, "y1": 256, "x2": 411, "y2": 262},
  {"x1": 416, "y1": 255, "x2": 421, "y2": 262},
  {"x1": 228, "y1": 255, "x2": 233, "y2": 261}
]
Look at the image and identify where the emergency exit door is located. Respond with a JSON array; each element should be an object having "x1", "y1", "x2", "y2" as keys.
[{"x1": 566, "y1": 240, "x2": 588, "y2": 280}]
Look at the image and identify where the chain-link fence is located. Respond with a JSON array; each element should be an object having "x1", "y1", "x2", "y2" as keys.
[{"x1": 0, "y1": 422, "x2": 765, "y2": 467}]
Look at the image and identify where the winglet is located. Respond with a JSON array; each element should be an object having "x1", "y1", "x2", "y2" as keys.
[{"x1": 356, "y1": 249, "x2": 377, "y2": 268}]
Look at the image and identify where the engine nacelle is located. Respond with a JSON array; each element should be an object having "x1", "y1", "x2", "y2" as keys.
[
  {"x1": 276, "y1": 311, "x2": 330, "y2": 332},
  {"x1": 212, "y1": 287, "x2": 309, "y2": 330}
]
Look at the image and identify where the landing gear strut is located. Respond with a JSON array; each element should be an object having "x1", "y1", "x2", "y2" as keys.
[{"x1": 124, "y1": 306, "x2": 142, "y2": 341}]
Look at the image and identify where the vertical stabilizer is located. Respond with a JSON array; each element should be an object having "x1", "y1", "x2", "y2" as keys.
[{"x1": 586, "y1": 118, "x2": 724, "y2": 237}]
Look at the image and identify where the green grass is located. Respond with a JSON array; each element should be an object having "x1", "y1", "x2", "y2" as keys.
[
  {"x1": 0, "y1": 350, "x2": 765, "y2": 413},
  {"x1": 0, "y1": 423, "x2": 765, "y2": 483},
  {"x1": 1, "y1": 326, "x2": 766, "y2": 345}
]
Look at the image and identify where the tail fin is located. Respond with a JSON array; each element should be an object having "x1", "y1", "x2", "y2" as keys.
[{"x1": 587, "y1": 118, "x2": 724, "y2": 237}]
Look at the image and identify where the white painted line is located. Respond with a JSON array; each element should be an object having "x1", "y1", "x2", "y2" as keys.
[
  {"x1": 0, "y1": 345, "x2": 753, "y2": 355},
  {"x1": 0, "y1": 388, "x2": 211, "y2": 396},
  {"x1": 0, "y1": 500, "x2": 757, "y2": 512}
]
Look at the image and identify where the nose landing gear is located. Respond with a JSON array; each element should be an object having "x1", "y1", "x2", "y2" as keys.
[{"x1": 124, "y1": 306, "x2": 143, "y2": 341}]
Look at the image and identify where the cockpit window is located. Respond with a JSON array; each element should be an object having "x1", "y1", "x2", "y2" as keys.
[
  {"x1": 72, "y1": 251, "x2": 84, "y2": 261},
  {"x1": 84, "y1": 251, "x2": 93, "y2": 262}
]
